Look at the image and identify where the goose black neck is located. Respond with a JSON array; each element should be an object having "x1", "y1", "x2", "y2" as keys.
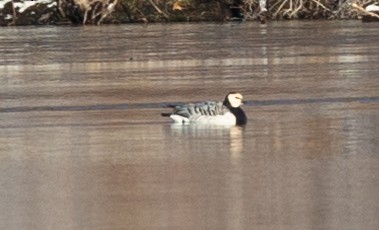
[
  {"x1": 223, "y1": 97, "x2": 247, "y2": 126},
  {"x1": 230, "y1": 107, "x2": 247, "y2": 126},
  {"x1": 223, "y1": 99, "x2": 232, "y2": 108}
]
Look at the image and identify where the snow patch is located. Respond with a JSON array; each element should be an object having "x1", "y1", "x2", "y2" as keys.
[
  {"x1": 2, "y1": 0, "x2": 55, "y2": 13},
  {"x1": 48, "y1": 2, "x2": 57, "y2": 8},
  {"x1": 5, "y1": 14, "x2": 13, "y2": 20},
  {"x1": 366, "y1": 4, "x2": 379, "y2": 12},
  {"x1": 0, "y1": 0, "x2": 13, "y2": 9},
  {"x1": 14, "y1": 1, "x2": 38, "y2": 13}
]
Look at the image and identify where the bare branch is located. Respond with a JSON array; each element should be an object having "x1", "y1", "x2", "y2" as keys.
[
  {"x1": 352, "y1": 2, "x2": 379, "y2": 19},
  {"x1": 311, "y1": 0, "x2": 332, "y2": 12},
  {"x1": 147, "y1": 0, "x2": 169, "y2": 19}
]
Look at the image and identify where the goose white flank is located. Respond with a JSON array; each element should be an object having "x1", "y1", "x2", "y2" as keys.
[{"x1": 161, "y1": 92, "x2": 247, "y2": 126}]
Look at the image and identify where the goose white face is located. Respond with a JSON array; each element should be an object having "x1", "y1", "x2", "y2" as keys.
[{"x1": 227, "y1": 93, "x2": 244, "y2": 108}]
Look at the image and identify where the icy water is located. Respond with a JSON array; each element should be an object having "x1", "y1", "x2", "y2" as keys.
[{"x1": 0, "y1": 21, "x2": 378, "y2": 230}]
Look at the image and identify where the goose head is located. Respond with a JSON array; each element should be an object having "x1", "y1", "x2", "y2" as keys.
[{"x1": 224, "y1": 92, "x2": 244, "y2": 108}]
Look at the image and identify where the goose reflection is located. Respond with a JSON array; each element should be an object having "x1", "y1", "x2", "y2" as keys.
[{"x1": 169, "y1": 124, "x2": 244, "y2": 158}]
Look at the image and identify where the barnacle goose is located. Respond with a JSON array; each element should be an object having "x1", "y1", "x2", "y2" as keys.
[{"x1": 161, "y1": 92, "x2": 247, "y2": 126}]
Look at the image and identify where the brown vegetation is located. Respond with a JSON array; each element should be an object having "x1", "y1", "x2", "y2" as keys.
[
  {"x1": 59, "y1": 0, "x2": 118, "y2": 24},
  {"x1": 114, "y1": 0, "x2": 379, "y2": 23},
  {"x1": 0, "y1": 0, "x2": 378, "y2": 26}
]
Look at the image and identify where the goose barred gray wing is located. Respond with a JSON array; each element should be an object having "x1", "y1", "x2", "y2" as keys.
[{"x1": 172, "y1": 101, "x2": 229, "y2": 118}]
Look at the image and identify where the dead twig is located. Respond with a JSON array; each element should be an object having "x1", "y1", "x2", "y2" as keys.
[
  {"x1": 352, "y1": 2, "x2": 379, "y2": 19},
  {"x1": 269, "y1": 0, "x2": 283, "y2": 11},
  {"x1": 282, "y1": 0, "x2": 293, "y2": 16},
  {"x1": 57, "y1": 0, "x2": 66, "y2": 17},
  {"x1": 290, "y1": 0, "x2": 303, "y2": 17},
  {"x1": 93, "y1": 0, "x2": 117, "y2": 25},
  {"x1": 311, "y1": 0, "x2": 332, "y2": 12},
  {"x1": 274, "y1": 0, "x2": 288, "y2": 17},
  {"x1": 147, "y1": 0, "x2": 169, "y2": 19},
  {"x1": 10, "y1": 1, "x2": 17, "y2": 25},
  {"x1": 135, "y1": 8, "x2": 148, "y2": 23}
]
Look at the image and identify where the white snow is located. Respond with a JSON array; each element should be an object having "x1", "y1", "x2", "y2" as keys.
[
  {"x1": 4, "y1": 14, "x2": 13, "y2": 20},
  {"x1": 366, "y1": 4, "x2": 379, "y2": 12},
  {"x1": 1, "y1": 0, "x2": 55, "y2": 12},
  {"x1": 14, "y1": 1, "x2": 38, "y2": 13},
  {"x1": 0, "y1": 0, "x2": 13, "y2": 9},
  {"x1": 48, "y1": 1, "x2": 57, "y2": 8}
]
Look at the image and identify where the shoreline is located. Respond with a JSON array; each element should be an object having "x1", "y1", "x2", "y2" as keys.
[{"x1": 1, "y1": 0, "x2": 378, "y2": 26}]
